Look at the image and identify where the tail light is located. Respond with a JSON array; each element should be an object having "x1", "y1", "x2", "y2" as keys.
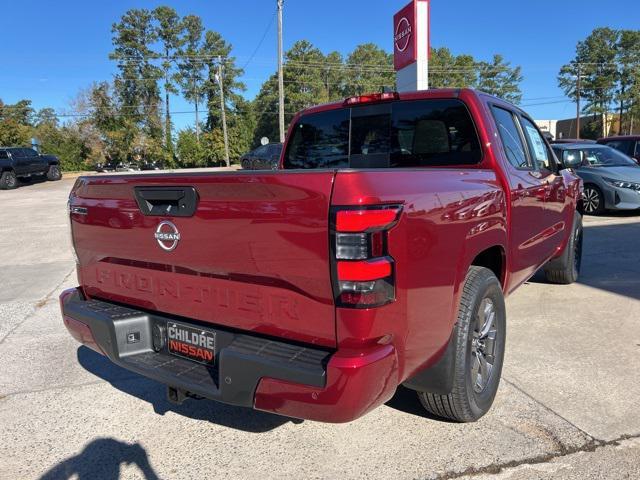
[{"x1": 331, "y1": 205, "x2": 402, "y2": 308}]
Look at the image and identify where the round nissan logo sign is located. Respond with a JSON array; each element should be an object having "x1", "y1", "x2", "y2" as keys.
[
  {"x1": 394, "y1": 17, "x2": 412, "y2": 52},
  {"x1": 154, "y1": 221, "x2": 180, "y2": 252}
]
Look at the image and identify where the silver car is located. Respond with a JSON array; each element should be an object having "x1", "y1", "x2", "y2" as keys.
[{"x1": 552, "y1": 143, "x2": 640, "y2": 215}]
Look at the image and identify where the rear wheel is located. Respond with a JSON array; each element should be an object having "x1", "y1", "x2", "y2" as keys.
[
  {"x1": 417, "y1": 266, "x2": 506, "y2": 422},
  {"x1": 0, "y1": 170, "x2": 18, "y2": 190},
  {"x1": 583, "y1": 184, "x2": 604, "y2": 215},
  {"x1": 46, "y1": 164, "x2": 62, "y2": 181},
  {"x1": 544, "y1": 212, "x2": 582, "y2": 284}
]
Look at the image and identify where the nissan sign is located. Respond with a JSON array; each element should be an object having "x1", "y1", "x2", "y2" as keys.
[
  {"x1": 393, "y1": 1, "x2": 416, "y2": 70},
  {"x1": 393, "y1": 0, "x2": 430, "y2": 73}
]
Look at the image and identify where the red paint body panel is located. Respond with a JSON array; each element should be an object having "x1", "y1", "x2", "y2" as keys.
[
  {"x1": 331, "y1": 167, "x2": 508, "y2": 383},
  {"x1": 65, "y1": 88, "x2": 582, "y2": 423},
  {"x1": 70, "y1": 171, "x2": 338, "y2": 348}
]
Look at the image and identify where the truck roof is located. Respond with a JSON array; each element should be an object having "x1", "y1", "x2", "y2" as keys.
[{"x1": 297, "y1": 88, "x2": 519, "y2": 118}]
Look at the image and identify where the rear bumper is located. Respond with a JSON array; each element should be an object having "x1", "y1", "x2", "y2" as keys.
[{"x1": 60, "y1": 288, "x2": 398, "y2": 423}]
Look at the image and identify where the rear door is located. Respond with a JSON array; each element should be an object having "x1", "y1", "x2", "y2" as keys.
[
  {"x1": 70, "y1": 171, "x2": 338, "y2": 347},
  {"x1": 518, "y1": 116, "x2": 568, "y2": 256},
  {"x1": 9, "y1": 149, "x2": 29, "y2": 175},
  {"x1": 490, "y1": 105, "x2": 551, "y2": 290},
  {"x1": 24, "y1": 148, "x2": 46, "y2": 173}
]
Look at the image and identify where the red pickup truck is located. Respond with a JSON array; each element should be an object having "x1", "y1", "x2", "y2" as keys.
[{"x1": 60, "y1": 89, "x2": 583, "y2": 423}]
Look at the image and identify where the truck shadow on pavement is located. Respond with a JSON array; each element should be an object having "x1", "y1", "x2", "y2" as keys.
[
  {"x1": 385, "y1": 385, "x2": 455, "y2": 421},
  {"x1": 77, "y1": 347, "x2": 299, "y2": 433},
  {"x1": 529, "y1": 219, "x2": 640, "y2": 301},
  {"x1": 39, "y1": 438, "x2": 159, "y2": 480}
]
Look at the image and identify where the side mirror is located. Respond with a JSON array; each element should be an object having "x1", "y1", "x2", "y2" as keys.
[{"x1": 562, "y1": 151, "x2": 581, "y2": 169}]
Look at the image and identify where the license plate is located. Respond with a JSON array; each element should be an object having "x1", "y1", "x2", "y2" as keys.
[{"x1": 166, "y1": 322, "x2": 216, "y2": 366}]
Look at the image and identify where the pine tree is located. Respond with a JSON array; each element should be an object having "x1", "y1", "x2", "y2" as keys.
[
  {"x1": 476, "y1": 55, "x2": 523, "y2": 103},
  {"x1": 153, "y1": 6, "x2": 184, "y2": 153},
  {"x1": 176, "y1": 15, "x2": 206, "y2": 141},
  {"x1": 110, "y1": 9, "x2": 164, "y2": 157}
]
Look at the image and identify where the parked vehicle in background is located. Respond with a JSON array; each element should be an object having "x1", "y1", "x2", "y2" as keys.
[
  {"x1": 597, "y1": 136, "x2": 640, "y2": 164},
  {"x1": 552, "y1": 143, "x2": 640, "y2": 215},
  {"x1": 550, "y1": 138, "x2": 597, "y2": 145},
  {"x1": 0, "y1": 147, "x2": 62, "y2": 189},
  {"x1": 61, "y1": 89, "x2": 583, "y2": 424},
  {"x1": 95, "y1": 162, "x2": 117, "y2": 173},
  {"x1": 115, "y1": 162, "x2": 140, "y2": 172},
  {"x1": 140, "y1": 161, "x2": 164, "y2": 171},
  {"x1": 240, "y1": 143, "x2": 283, "y2": 170}
]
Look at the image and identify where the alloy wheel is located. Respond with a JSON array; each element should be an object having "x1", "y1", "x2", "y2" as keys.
[
  {"x1": 583, "y1": 188, "x2": 600, "y2": 214},
  {"x1": 470, "y1": 298, "x2": 498, "y2": 393}
]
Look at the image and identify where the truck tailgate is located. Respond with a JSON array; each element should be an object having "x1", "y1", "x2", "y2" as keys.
[{"x1": 70, "y1": 171, "x2": 337, "y2": 348}]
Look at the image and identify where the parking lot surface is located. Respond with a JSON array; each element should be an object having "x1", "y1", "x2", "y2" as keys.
[{"x1": 1, "y1": 177, "x2": 639, "y2": 479}]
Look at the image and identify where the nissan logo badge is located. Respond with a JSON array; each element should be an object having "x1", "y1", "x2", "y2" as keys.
[{"x1": 154, "y1": 220, "x2": 180, "y2": 252}]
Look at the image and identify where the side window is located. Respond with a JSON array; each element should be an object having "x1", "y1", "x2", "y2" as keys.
[
  {"x1": 10, "y1": 149, "x2": 24, "y2": 158},
  {"x1": 0, "y1": 151, "x2": 8, "y2": 159},
  {"x1": 635, "y1": 141, "x2": 640, "y2": 157},
  {"x1": 606, "y1": 140, "x2": 633, "y2": 156},
  {"x1": 520, "y1": 117, "x2": 552, "y2": 171},
  {"x1": 390, "y1": 99, "x2": 482, "y2": 167},
  {"x1": 253, "y1": 145, "x2": 268, "y2": 157},
  {"x1": 491, "y1": 106, "x2": 530, "y2": 169},
  {"x1": 284, "y1": 109, "x2": 349, "y2": 169},
  {"x1": 268, "y1": 144, "x2": 281, "y2": 156}
]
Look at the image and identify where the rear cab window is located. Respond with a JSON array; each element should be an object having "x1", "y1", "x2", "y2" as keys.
[{"x1": 283, "y1": 99, "x2": 482, "y2": 169}]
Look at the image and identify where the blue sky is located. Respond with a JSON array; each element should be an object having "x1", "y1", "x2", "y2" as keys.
[{"x1": 1, "y1": 0, "x2": 637, "y2": 130}]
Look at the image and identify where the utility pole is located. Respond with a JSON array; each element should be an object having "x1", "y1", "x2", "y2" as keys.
[
  {"x1": 164, "y1": 50, "x2": 172, "y2": 152},
  {"x1": 216, "y1": 57, "x2": 230, "y2": 167},
  {"x1": 193, "y1": 77, "x2": 200, "y2": 143},
  {"x1": 576, "y1": 63, "x2": 581, "y2": 140},
  {"x1": 277, "y1": 0, "x2": 285, "y2": 143}
]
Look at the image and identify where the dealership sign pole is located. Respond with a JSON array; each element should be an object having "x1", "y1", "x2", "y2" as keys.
[{"x1": 394, "y1": 0, "x2": 430, "y2": 92}]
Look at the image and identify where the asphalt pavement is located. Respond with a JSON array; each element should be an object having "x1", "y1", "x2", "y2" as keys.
[{"x1": 1, "y1": 176, "x2": 639, "y2": 480}]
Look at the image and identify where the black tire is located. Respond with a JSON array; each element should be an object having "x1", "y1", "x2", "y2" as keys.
[
  {"x1": 0, "y1": 170, "x2": 18, "y2": 190},
  {"x1": 544, "y1": 212, "x2": 583, "y2": 284},
  {"x1": 583, "y1": 184, "x2": 604, "y2": 215},
  {"x1": 417, "y1": 266, "x2": 506, "y2": 422},
  {"x1": 46, "y1": 164, "x2": 62, "y2": 181}
]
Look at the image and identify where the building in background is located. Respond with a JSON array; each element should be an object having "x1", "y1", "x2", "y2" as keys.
[
  {"x1": 554, "y1": 114, "x2": 640, "y2": 140},
  {"x1": 535, "y1": 120, "x2": 558, "y2": 140}
]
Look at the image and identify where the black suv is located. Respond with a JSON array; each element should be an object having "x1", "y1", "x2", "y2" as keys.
[{"x1": 0, "y1": 147, "x2": 62, "y2": 189}]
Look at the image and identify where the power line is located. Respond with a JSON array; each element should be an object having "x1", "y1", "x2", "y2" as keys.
[{"x1": 241, "y1": 13, "x2": 276, "y2": 70}]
